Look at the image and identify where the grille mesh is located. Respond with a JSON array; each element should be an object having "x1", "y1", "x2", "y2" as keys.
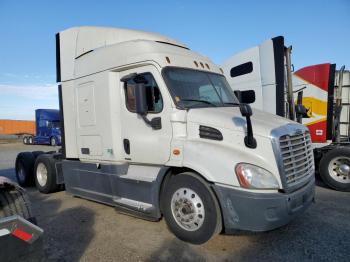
[{"x1": 279, "y1": 132, "x2": 314, "y2": 187}]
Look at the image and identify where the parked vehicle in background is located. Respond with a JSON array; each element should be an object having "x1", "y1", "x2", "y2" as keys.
[
  {"x1": 0, "y1": 176, "x2": 43, "y2": 260},
  {"x1": 16, "y1": 27, "x2": 315, "y2": 244},
  {"x1": 222, "y1": 36, "x2": 350, "y2": 191},
  {"x1": 23, "y1": 109, "x2": 62, "y2": 146}
]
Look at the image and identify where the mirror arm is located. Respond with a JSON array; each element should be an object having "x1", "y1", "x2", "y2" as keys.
[
  {"x1": 244, "y1": 115, "x2": 257, "y2": 149},
  {"x1": 239, "y1": 104, "x2": 257, "y2": 149},
  {"x1": 141, "y1": 115, "x2": 152, "y2": 126},
  {"x1": 140, "y1": 115, "x2": 162, "y2": 130}
]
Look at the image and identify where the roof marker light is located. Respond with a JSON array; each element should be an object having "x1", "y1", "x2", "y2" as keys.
[
  {"x1": 194, "y1": 61, "x2": 198, "y2": 67},
  {"x1": 200, "y1": 62, "x2": 204, "y2": 68},
  {"x1": 205, "y1": 63, "x2": 210, "y2": 70}
]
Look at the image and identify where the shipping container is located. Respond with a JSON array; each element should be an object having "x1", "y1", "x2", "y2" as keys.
[{"x1": 0, "y1": 120, "x2": 35, "y2": 135}]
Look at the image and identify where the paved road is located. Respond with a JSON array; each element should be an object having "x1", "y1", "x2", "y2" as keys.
[{"x1": 0, "y1": 143, "x2": 349, "y2": 261}]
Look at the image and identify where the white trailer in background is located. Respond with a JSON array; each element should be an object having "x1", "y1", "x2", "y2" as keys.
[
  {"x1": 16, "y1": 27, "x2": 315, "y2": 244},
  {"x1": 223, "y1": 36, "x2": 350, "y2": 191}
]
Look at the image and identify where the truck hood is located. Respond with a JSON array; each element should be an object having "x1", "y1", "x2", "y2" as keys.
[{"x1": 187, "y1": 107, "x2": 295, "y2": 138}]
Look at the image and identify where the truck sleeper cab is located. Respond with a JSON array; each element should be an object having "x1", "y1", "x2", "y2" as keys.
[{"x1": 16, "y1": 27, "x2": 315, "y2": 244}]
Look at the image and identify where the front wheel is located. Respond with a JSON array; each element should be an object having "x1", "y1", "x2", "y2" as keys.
[
  {"x1": 319, "y1": 147, "x2": 350, "y2": 192},
  {"x1": 50, "y1": 137, "x2": 56, "y2": 146},
  {"x1": 161, "y1": 172, "x2": 222, "y2": 244}
]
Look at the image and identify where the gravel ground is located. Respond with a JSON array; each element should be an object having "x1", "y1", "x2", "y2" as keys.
[{"x1": 0, "y1": 142, "x2": 349, "y2": 262}]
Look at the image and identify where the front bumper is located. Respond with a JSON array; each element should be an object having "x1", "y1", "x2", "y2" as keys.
[{"x1": 213, "y1": 177, "x2": 315, "y2": 233}]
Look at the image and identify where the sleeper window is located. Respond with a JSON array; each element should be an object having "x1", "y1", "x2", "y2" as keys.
[
  {"x1": 230, "y1": 62, "x2": 253, "y2": 77},
  {"x1": 124, "y1": 73, "x2": 163, "y2": 113}
]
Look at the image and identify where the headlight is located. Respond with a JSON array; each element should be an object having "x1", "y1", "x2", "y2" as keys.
[{"x1": 235, "y1": 163, "x2": 279, "y2": 189}]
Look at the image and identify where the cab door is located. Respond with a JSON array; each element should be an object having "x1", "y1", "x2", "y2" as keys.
[
  {"x1": 119, "y1": 65, "x2": 173, "y2": 164},
  {"x1": 36, "y1": 119, "x2": 48, "y2": 144}
]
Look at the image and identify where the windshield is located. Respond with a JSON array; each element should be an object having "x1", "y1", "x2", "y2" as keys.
[
  {"x1": 49, "y1": 121, "x2": 61, "y2": 129},
  {"x1": 163, "y1": 67, "x2": 239, "y2": 109}
]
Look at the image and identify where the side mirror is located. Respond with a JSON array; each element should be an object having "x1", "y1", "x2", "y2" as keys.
[
  {"x1": 134, "y1": 83, "x2": 148, "y2": 115},
  {"x1": 134, "y1": 83, "x2": 162, "y2": 130},
  {"x1": 234, "y1": 90, "x2": 255, "y2": 104},
  {"x1": 295, "y1": 104, "x2": 307, "y2": 115},
  {"x1": 239, "y1": 104, "x2": 252, "y2": 117},
  {"x1": 239, "y1": 104, "x2": 256, "y2": 149}
]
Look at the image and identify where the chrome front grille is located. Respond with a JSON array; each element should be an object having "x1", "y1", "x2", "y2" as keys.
[{"x1": 279, "y1": 131, "x2": 314, "y2": 187}]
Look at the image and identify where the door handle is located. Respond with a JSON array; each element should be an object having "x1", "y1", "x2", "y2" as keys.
[{"x1": 123, "y1": 139, "x2": 130, "y2": 155}]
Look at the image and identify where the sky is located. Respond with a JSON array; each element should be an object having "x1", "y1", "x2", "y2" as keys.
[{"x1": 0, "y1": 0, "x2": 349, "y2": 120}]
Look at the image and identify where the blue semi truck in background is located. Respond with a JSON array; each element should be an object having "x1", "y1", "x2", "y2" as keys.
[{"x1": 23, "y1": 109, "x2": 61, "y2": 146}]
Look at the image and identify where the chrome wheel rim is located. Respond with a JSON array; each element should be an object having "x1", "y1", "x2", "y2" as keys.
[
  {"x1": 171, "y1": 187, "x2": 205, "y2": 231},
  {"x1": 36, "y1": 163, "x2": 48, "y2": 187},
  {"x1": 328, "y1": 156, "x2": 350, "y2": 183},
  {"x1": 17, "y1": 163, "x2": 26, "y2": 183}
]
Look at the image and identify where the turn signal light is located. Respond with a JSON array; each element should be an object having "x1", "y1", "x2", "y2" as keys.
[
  {"x1": 173, "y1": 149, "x2": 181, "y2": 155},
  {"x1": 235, "y1": 165, "x2": 249, "y2": 188}
]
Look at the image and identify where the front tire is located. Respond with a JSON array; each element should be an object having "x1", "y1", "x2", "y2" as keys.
[
  {"x1": 50, "y1": 137, "x2": 56, "y2": 146},
  {"x1": 34, "y1": 155, "x2": 59, "y2": 194},
  {"x1": 161, "y1": 172, "x2": 222, "y2": 244},
  {"x1": 319, "y1": 147, "x2": 350, "y2": 192}
]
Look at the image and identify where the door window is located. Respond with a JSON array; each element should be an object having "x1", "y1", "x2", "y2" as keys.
[{"x1": 124, "y1": 73, "x2": 163, "y2": 113}]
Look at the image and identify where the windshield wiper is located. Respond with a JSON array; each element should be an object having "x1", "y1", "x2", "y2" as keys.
[
  {"x1": 180, "y1": 99, "x2": 217, "y2": 107},
  {"x1": 224, "y1": 102, "x2": 240, "y2": 106}
]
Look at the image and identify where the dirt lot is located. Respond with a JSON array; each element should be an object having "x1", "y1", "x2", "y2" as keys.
[{"x1": 0, "y1": 142, "x2": 350, "y2": 262}]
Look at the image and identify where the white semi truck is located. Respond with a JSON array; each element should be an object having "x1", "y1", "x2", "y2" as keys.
[
  {"x1": 222, "y1": 36, "x2": 350, "y2": 191},
  {"x1": 16, "y1": 27, "x2": 315, "y2": 244}
]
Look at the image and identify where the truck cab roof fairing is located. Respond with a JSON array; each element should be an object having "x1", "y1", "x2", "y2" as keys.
[
  {"x1": 56, "y1": 27, "x2": 188, "y2": 82},
  {"x1": 35, "y1": 109, "x2": 60, "y2": 121}
]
